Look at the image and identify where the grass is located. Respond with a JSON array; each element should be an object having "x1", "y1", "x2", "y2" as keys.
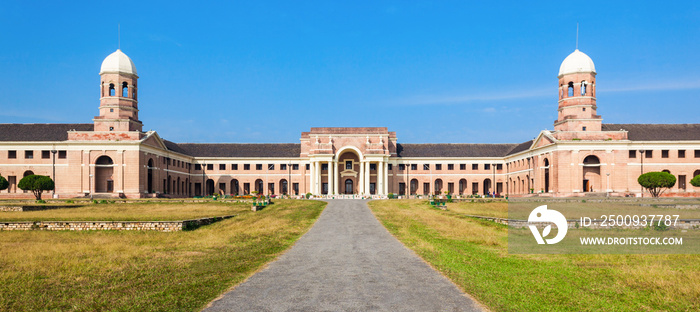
[
  {"x1": 0, "y1": 199, "x2": 326, "y2": 311},
  {"x1": 0, "y1": 202, "x2": 253, "y2": 221},
  {"x1": 369, "y1": 199, "x2": 700, "y2": 311}
]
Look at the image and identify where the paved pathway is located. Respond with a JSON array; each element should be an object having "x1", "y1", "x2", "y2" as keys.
[{"x1": 204, "y1": 199, "x2": 484, "y2": 312}]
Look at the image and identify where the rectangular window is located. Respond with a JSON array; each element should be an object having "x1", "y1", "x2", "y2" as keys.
[
  {"x1": 423, "y1": 164, "x2": 430, "y2": 170},
  {"x1": 662, "y1": 150, "x2": 669, "y2": 158},
  {"x1": 472, "y1": 164, "x2": 478, "y2": 170},
  {"x1": 232, "y1": 164, "x2": 238, "y2": 170},
  {"x1": 411, "y1": 164, "x2": 417, "y2": 170},
  {"x1": 423, "y1": 183, "x2": 430, "y2": 195},
  {"x1": 460, "y1": 164, "x2": 466, "y2": 170},
  {"x1": 399, "y1": 182, "x2": 406, "y2": 195},
  {"x1": 244, "y1": 183, "x2": 250, "y2": 194},
  {"x1": 194, "y1": 164, "x2": 202, "y2": 170},
  {"x1": 41, "y1": 150, "x2": 50, "y2": 159},
  {"x1": 292, "y1": 164, "x2": 299, "y2": 170},
  {"x1": 582, "y1": 126, "x2": 587, "y2": 131},
  {"x1": 281, "y1": 164, "x2": 287, "y2": 170},
  {"x1": 645, "y1": 150, "x2": 652, "y2": 158},
  {"x1": 472, "y1": 182, "x2": 479, "y2": 195},
  {"x1": 398, "y1": 164, "x2": 405, "y2": 170},
  {"x1": 268, "y1": 183, "x2": 275, "y2": 195},
  {"x1": 679, "y1": 150, "x2": 686, "y2": 158},
  {"x1": 447, "y1": 164, "x2": 454, "y2": 170},
  {"x1": 206, "y1": 164, "x2": 213, "y2": 170},
  {"x1": 244, "y1": 164, "x2": 250, "y2": 170},
  {"x1": 8, "y1": 150, "x2": 16, "y2": 159},
  {"x1": 485, "y1": 164, "x2": 491, "y2": 170},
  {"x1": 388, "y1": 164, "x2": 392, "y2": 170},
  {"x1": 219, "y1": 164, "x2": 226, "y2": 170},
  {"x1": 322, "y1": 183, "x2": 329, "y2": 194},
  {"x1": 346, "y1": 161, "x2": 352, "y2": 170},
  {"x1": 256, "y1": 164, "x2": 262, "y2": 170},
  {"x1": 268, "y1": 164, "x2": 275, "y2": 170},
  {"x1": 305, "y1": 164, "x2": 310, "y2": 170},
  {"x1": 370, "y1": 164, "x2": 376, "y2": 171},
  {"x1": 25, "y1": 151, "x2": 33, "y2": 159},
  {"x1": 448, "y1": 182, "x2": 454, "y2": 194},
  {"x1": 695, "y1": 150, "x2": 700, "y2": 158},
  {"x1": 58, "y1": 151, "x2": 66, "y2": 159},
  {"x1": 629, "y1": 150, "x2": 636, "y2": 158},
  {"x1": 679, "y1": 175, "x2": 686, "y2": 190},
  {"x1": 435, "y1": 164, "x2": 442, "y2": 170},
  {"x1": 322, "y1": 164, "x2": 328, "y2": 171},
  {"x1": 293, "y1": 183, "x2": 299, "y2": 195},
  {"x1": 496, "y1": 164, "x2": 503, "y2": 170}
]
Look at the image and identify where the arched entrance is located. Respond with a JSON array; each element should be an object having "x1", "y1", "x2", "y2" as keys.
[
  {"x1": 583, "y1": 155, "x2": 601, "y2": 192},
  {"x1": 483, "y1": 178, "x2": 491, "y2": 195},
  {"x1": 344, "y1": 179, "x2": 353, "y2": 194},
  {"x1": 23, "y1": 170, "x2": 34, "y2": 177},
  {"x1": 206, "y1": 179, "x2": 215, "y2": 196},
  {"x1": 255, "y1": 179, "x2": 263, "y2": 194},
  {"x1": 458, "y1": 179, "x2": 467, "y2": 195},
  {"x1": 543, "y1": 158, "x2": 550, "y2": 193},
  {"x1": 230, "y1": 179, "x2": 239, "y2": 195},
  {"x1": 410, "y1": 178, "x2": 418, "y2": 195},
  {"x1": 147, "y1": 159, "x2": 154, "y2": 193},
  {"x1": 280, "y1": 179, "x2": 288, "y2": 195},
  {"x1": 434, "y1": 179, "x2": 443, "y2": 195},
  {"x1": 95, "y1": 156, "x2": 114, "y2": 193}
]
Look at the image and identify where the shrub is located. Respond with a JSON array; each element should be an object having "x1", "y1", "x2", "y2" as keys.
[
  {"x1": 36, "y1": 199, "x2": 46, "y2": 204},
  {"x1": 17, "y1": 175, "x2": 54, "y2": 200},
  {"x1": 305, "y1": 192, "x2": 312, "y2": 199},
  {"x1": 638, "y1": 172, "x2": 676, "y2": 198},
  {"x1": 0, "y1": 175, "x2": 9, "y2": 192},
  {"x1": 691, "y1": 175, "x2": 700, "y2": 188}
]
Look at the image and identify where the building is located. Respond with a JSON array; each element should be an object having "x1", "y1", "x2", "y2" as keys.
[{"x1": 0, "y1": 49, "x2": 699, "y2": 198}]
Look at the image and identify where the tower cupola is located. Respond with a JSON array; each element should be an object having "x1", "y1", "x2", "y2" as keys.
[
  {"x1": 95, "y1": 49, "x2": 142, "y2": 133},
  {"x1": 554, "y1": 49, "x2": 600, "y2": 133}
]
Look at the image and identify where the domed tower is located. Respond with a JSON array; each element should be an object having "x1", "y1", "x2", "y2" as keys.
[
  {"x1": 554, "y1": 49, "x2": 600, "y2": 132},
  {"x1": 95, "y1": 49, "x2": 142, "y2": 132}
]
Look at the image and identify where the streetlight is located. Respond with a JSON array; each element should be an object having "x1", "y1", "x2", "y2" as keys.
[
  {"x1": 639, "y1": 150, "x2": 646, "y2": 198},
  {"x1": 288, "y1": 161, "x2": 292, "y2": 198},
  {"x1": 606, "y1": 173, "x2": 611, "y2": 197},
  {"x1": 406, "y1": 163, "x2": 410, "y2": 199},
  {"x1": 51, "y1": 149, "x2": 57, "y2": 198},
  {"x1": 492, "y1": 163, "x2": 497, "y2": 198},
  {"x1": 89, "y1": 174, "x2": 93, "y2": 200}
]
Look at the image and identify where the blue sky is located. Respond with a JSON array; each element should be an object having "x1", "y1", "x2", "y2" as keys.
[{"x1": 1, "y1": 1, "x2": 699, "y2": 144}]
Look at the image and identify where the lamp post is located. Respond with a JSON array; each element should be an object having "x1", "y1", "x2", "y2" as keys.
[
  {"x1": 288, "y1": 161, "x2": 292, "y2": 198},
  {"x1": 606, "y1": 173, "x2": 611, "y2": 197},
  {"x1": 406, "y1": 163, "x2": 410, "y2": 199},
  {"x1": 201, "y1": 164, "x2": 206, "y2": 197},
  {"x1": 51, "y1": 149, "x2": 57, "y2": 198},
  {"x1": 492, "y1": 163, "x2": 497, "y2": 198},
  {"x1": 639, "y1": 150, "x2": 646, "y2": 198},
  {"x1": 89, "y1": 174, "x2": 93, "y2": 200}
]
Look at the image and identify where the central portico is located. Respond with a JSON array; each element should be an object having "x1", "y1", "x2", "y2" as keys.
[{"x1": 302, "y1": 127, "x2": 395, "y2": 195}]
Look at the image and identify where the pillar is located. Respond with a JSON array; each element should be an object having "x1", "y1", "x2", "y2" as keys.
[
  {"x1": 359, "y1": 160, "x2": 365, "y2": 194},
  {"x1": 332, "y1": 161, "x2": 339, "y2": 195},
  {"x1": 384, "y1": 161, "x2": 389, "y2": 195},
  {"x1": 309, "y1": 160, "x2": 315, "y2": 195},
  {"x1": 377, "y1": 160, "x2": 384, "y2": 195},
  {"x1": 315, "y1": 161, "x2": 321, "y2": 194},
  {"x1": 327, "y1": 160, "x2": 333, "y2": 195},
  {"x1": 365, "y1": 161, "x2": 371, "y2": 195}
]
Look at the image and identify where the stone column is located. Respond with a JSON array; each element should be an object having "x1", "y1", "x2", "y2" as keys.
[
  {"x1": 332, "y1": 161, "x2": 339, "y2": 195},
  {"x1": 327, "y1": 160, "x2": 333, "y2": 195},
  {"x1": 377, "y1": 160, "x2": 384, "y2": 195},
  {"x1": 384, "y1": 161, "x2": 389, "y2": 195},
  {"x1": 315, "y1": 161, "x2": 321, "y2": 194},
  {"x1": 309, "y1": 160, "x2": 315, "y2": 195},
  {"x1": 359, "y1": 160, "x2": 365, "y2": 194},
  {"x1": 365, "y1": 161, "x2": 371, "y2": 195}
]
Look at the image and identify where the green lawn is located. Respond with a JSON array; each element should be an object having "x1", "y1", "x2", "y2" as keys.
[
  {"x1": 369, "y1": 199, "x2": 700, "y2": 311},
  {"x1": 0, "y1": 199, "x2": 326, "y2": 311}
]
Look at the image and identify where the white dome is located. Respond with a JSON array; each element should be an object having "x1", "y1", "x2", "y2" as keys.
[
  {"x1": 558, "y1": 49, "x2": 595, "y2": 76},
  {"x1": 100, "y1": 49, "x2": 137, "y2": 75}
]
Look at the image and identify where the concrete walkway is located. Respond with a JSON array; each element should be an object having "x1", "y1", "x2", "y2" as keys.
[{"x1": 204, "y1": 199, "x2": 484, "y2": 312}]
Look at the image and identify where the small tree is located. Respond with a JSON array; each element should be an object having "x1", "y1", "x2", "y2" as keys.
[
  {"x1": 691, "y1": 175, "x2": 700, "y2": 188},
  {"x1": 638, "y1": 172, "x2": 676, "y2": 198},
  {"x1": 18, "y1": 175, "x2": 54, "y2": 200},
  {"x1": 0, "y1": 175, "x2": 8, "y2": 192}
]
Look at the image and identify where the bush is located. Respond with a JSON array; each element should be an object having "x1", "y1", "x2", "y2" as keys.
[
  {"x1": 305, "y1": 192, "x2": 312, "y2": 199},
  {"x1": 36, "y1": 199, "x2": 46, "y2": 204},
  {"x1": 17, "y1": 175, "x2": 54, "y2": 200},
  {"x1": 691, "y1": 175, "x2": 700, "y2": 188},
  {"x1": 638, "y1": 172, "x2": 676, "y2": 198},
  {"x1": 0, "y1": 175, "x2": 8, "y2": 192}
]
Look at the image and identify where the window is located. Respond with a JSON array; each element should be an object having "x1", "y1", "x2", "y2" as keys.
[
  {"x1": 41, "y1": 151, "x2": 50, "y2": 159},
  {"x1": 679, "y1": 150, "x2": 686, "y2": 158},
  {"x1": 256, "y1": 164, "x2": 262, "y2": 170},
  {"x1": 109, "y1": 83, "x2": 115, "y2": 96},
  {"x1": 321, "y1": 164, "x2": 328, "y2": 171},
  {"x1": 485, "y1": 164, "x2": 491, "y2": 170},
  {"x1": 370, "y1": 164, "x2": 376, "y2": 171},
  {"x1": 645, "y1": 150, "x2": 652, "y2": 158},
  {"x1": 109, "y1": 127, "x2": 114, "y2": 131},
  {"x1": 497, "y1": 164, "x2": 503, "y2": 170},
  {"x1": 122, "y1": 82, "x2": 128, "y2": 97},
  {"x1": 219, "y1": 164, "x2": 226, "y2": 170},
  {"x1": 345, "y1": 161, "x2": 352, "y2": 170},
  {"x1": 194, "y1": 164, "x2": 202, "y2": 170},
  {"x1": 24, "y1": 151, "x2": 33, "y2": 159},
  {"x1": 292, "y1": 164, "x2": 299, "y2": 170},
  {"x1": 695, "y1": 150, "x2": 700, "y2": 158},
  {"x1": 109, "y1": 108, "x2": 114, "y2": 112},
  {"x1": 388, "y1": 164, "x2": 392, "y2": 170},
  {"x1": 447, "y1": 164, "x2": 454, "y2": 170},
  {"x1": 435, "y1": 164, "x2": 442, "y2": 170},
  {"x1": 305, "y1": 164, "x2": 310, "y2": 170},
  {"x1": 460, "y1": 164, "x2": 466, "y2": 170},
  {"x1": 58, "y1": 151, "x2": 66, "y2": 159},
  {"x1": 582, "y1": 107, "x2": 586, "y2": 112},
  {"x1": 244, "y1": 164, "x2": 250, "y2": 170},
  {"x1": 423, "y1": 164, "x2": 430, "y2": 170},
  {"x1": 293, "y1": 183, "x2": 299, "y2": 195},
  {"x1": 567, "y1": 82, "x2": 574, "y2": 97},
  {"x1": 398, "y1": 164, "x2": 405, "y2": 170},
  {"x1": 411, "y1": 164, "x2": 417, "y2": 170},
  {"x1": 472, "y1": 164, "x2": 478, "y2": 170},
  {"x1": 206, "y1": 164, "x2": 213, "y2": 170},
  {"x1": 629, "y1": 150, "x2": 636, "y2": 158},
  {"x1": 582, "y1": 126, "x2": 587, "y2": 131},
  {"x1": 281, "y1": 164, "x2": 287, "y2": 170},
  {"x1": 268, "y1": 164, "x2": 275, "y2": 170},
  {"x1": 662, "y1": 150, "x2": 669, "y2": 158},
  {"x1": 581, "y1": 81, "x2": 587, "y2": 95},
  {"x1": 232, "y1": 164, "x2": 238, "y2": 170},
  {"x1": 8, "y1": 150, "x2": 16, "y2": 159}
]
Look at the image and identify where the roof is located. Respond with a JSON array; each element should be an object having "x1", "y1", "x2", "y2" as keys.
[
  {"x1": 603, "y1": 124, "x2": 700, "y2": 141},
  {"x1": 559, "y1": 49, "x2": 596, "y2": 76},
  {"x1": 169, "y1": 143, "x2": 302, "y2": 157},
  {"x1": 0, "y1": 124, "x2": 93, "y2": 141},
  {"x1": 100, "y1": 49, "x2": 137, "y2": 75},
  {"x1": 397, "y1": 143, "x2": 523, "y2": 157}
]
